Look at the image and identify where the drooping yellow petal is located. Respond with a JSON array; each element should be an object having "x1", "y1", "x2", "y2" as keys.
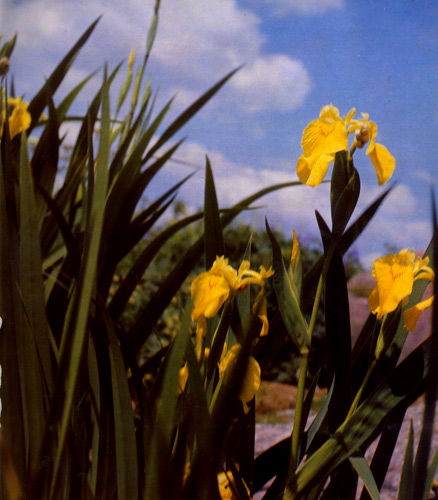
[
  {"x1": 403, "y1": 295, "x2": 434, "y2": 332},
  {"x1": 191, "y1": 271, "x2": 230, "y2": 320},
  {"x1": 296, "y1": 152, "x2": 335, "y2": 187},
  {"x1": 413, "y1": 257, "x2": 435, "y2": 282},
  {"x1": 367, "y1": 142, "x2": 396, "y2": 185}
]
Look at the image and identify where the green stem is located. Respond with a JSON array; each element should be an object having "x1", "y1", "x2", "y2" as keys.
[
  {"x1": 346, "y1": 359, "x2": 376, "y2": 419},
  {"x1": 346, "y1": 315, "x2": 385, "y2": 418},
  {"x1": 288, "y1": 353, "x2": 309, "y2": 475}
]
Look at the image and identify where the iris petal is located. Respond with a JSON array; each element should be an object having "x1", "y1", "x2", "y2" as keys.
[{"x1": 367, "y1": 142, "x2": 396, "y2": 185}]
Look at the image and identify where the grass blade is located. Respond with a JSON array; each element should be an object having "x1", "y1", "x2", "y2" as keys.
[
  {"x1": 349, "y1": 457, "x2": 381, "y2": 500},
  {"x1": 100, "y1": 303, "x2": 138, "y2": 500}
]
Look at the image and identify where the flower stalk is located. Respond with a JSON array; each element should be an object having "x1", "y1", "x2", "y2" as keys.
[{"x1": 287, "y1": 241, "x2": 335, "y2": 477}]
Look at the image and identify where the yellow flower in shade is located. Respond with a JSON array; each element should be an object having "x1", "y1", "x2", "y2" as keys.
[
  {"x1": 218, "y1": 471, "x2": 250, "y2": 500},
  {"x1": 219, "y1": 344, "x2": 261, "y2": 414},
  {"x1": 178, "y1": 363, "x2": 189, "y2": 394},
  {"x1": 190, "y1": 256, "x2": 273, "y2": 335},
  {"x1": 296, "y1": 104, "x2": 395, "y2": 187},
  {"x1": 1, "y1": 96, "x2": 31, "y2": 139},
  {"x1": 348, "y1": 113, "x2": 396, "y2": 185},
  {"x1": 368, "y1": 249, "x2": 434, "y2": 331}
]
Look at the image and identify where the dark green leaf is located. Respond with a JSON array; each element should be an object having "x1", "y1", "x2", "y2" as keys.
[
  {"x1": 324, "y1": 243, "x2": 352, "y2": 432},
  {"x1": 331, "y1": 151, "x2": 360, "y2": 236},
  {"x1": 204, "y1": 156, "x2": 224, "y2": 268}
]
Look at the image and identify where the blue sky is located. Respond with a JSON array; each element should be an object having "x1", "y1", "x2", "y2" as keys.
[{"x1": 3, "y1": 0, "x2": 438, "y2": 266}]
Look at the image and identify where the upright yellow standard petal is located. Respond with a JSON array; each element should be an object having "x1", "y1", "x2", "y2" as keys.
[{"x1": 301, "y1": 115, "x2": 347, "y2": 158}]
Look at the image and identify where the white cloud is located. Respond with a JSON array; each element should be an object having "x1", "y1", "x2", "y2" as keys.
[
  {"x1": 4, "y1": 0, "x2": 311, "y2": 116},
  {"x1": 152, "y1": 0, "x2": 263, "y2": 78},
  {"x1": 151, "y1": 0, "x2": 311, "y2": 114},
  {"x1": 226, "y1": 55, "x2": 311, "y2": 112}
]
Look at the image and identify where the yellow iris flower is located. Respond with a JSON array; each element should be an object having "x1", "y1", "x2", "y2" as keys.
[
  {"x1": 348, "y1": 113, "x2": 396, "y2": 185},
  {"x1": 1, "y1": 96, "x2": 31, "y2": 139},
  {"x1": 218, "y1": 344, "x2": 261, "y2": 414},
  {"x1": 190, "y1": 256, "x2": 273, "y2": 335},
  {"x1": 368, "y1": 249, "x2": 434, "y2": 331},
  {"x1": 296, "y1": 104, "x2": 395, "y2": 187}
]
